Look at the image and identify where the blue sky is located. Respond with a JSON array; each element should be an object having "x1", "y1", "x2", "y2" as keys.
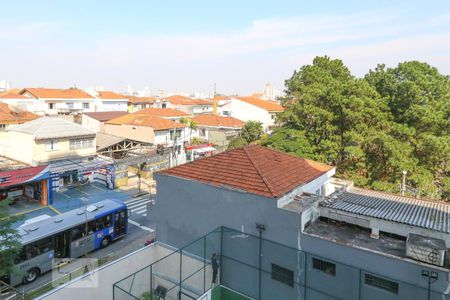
[{"x1": 1, "y1": 1, "x2": 450, "y2": 95}]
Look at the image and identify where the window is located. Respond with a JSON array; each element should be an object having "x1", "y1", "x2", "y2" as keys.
[
  {"x1": 200, "y1": 129, "x2": 206, "y2": 137},
  {"x1": 45, "y1": 140, "x2": 58, "y2": 151},
  {"x1": 365, "y1": 274, "x2": 399, "y2": 294},
  {"x1": 170, "y1": 129, "x2": 182, "y2": 141},
  {"x1": 271, "y1": 264, "x2": 294, "y2": 287},
  {"x1": 162, "y1": 103, "x2": 167, "y2": 108},
  {"x1": 48, "y1": 103, "x2": 55, "y2": 109},
  {"x1": 71, "y1": 224, "x2": 86, "y2": 240},
  {"x1": 222, "y1": 111, "x2": 230, "y2": 116},
  {"x1": 17, "y1": 237, "x2": 53, "y2": 262},
  {"x1": 0, "y1": 124, "x2": 6, "y2": 130},
  {"x1": 67, "y1": 102, "x2": 74, "y2": 109},
  {"x1": 70, "y1": 138, "x2": 94, "y2": 150},
  {"x1": 82, "y1": 103, "x2": 90, "y2": 109},
  {"x1": 312, "y1": 258, "x2": 336, "y2": 276}
]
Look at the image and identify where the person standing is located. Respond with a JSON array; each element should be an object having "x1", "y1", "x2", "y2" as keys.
[{"x1": 211, "y1": 253, "x2": 219, "y2": 286}]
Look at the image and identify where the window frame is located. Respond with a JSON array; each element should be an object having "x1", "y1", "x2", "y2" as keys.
[
  {"x1": 365, "y1": 273, "x2": 399, "y2": 295},
  {"x1": 271, "y1": 263, "x2": 294, "y2": 287},
  {"x1": 312, "y1": 257, "x2": 336, "y2": 276}
]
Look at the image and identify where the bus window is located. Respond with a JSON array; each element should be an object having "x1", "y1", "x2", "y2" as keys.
[
  {"x1": 71, "y1": 224, "x2": 86, "y2": 240},
  {"x1": 17, "y1": 237, "x2": 53, "y2": 262}
]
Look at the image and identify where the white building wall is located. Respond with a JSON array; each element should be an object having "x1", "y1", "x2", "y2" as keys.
[
  {"x1": 94, "y1": 100, "x2": 128, "y2": 112},
  {"x1": 219, "y1": 98, "x2": 272, "y2": 132}
]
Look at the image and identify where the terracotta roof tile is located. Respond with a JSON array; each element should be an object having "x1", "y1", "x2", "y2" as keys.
[
  {"x1": 0, "y1": 103, "x2": 39, "y2": 124},
  {"x1": 159, "y1": 145, "x2": 334, "y2": 198},
  {"x1": 166, "y1": 95, "x2": 211, "y2": 106},
  {"x1": 96, "y1": 91, "x2": 128, "y2": 100},
  {"x1": 83, "y1": 111, "x2": 128, "y2": 122},
  {"x1": 20, "y1": 88, "x2": 94, "y2": 99},
  {"x1": 128, "y1": 96, "x2": 156, "y2": 104},
  {"x1": 0, "y1": 93, "x2": 28, "y2": 99},
  {"x1": 192, "y1": 114, "x2": 244, "y2": 128},
  {"x1": 107, "y1": 114, "x2": 185, "y2": 131},
  {"x1": 137, "y1": 108, "x2": 188, "y2": 117},
  {"x1": 236, "y1": 97, "x2": 284, "y2": 112}
]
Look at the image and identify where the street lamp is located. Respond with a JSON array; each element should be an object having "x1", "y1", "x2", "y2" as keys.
[{"x1": 422, "y1": 270, "x2": 438, "y2": 300}]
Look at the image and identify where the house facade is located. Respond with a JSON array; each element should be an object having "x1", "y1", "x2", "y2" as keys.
[
  {"x1": 89, "y1": 90, "x2": 129, "y2": 112},
  {"x1": 190, "y1": 114, "x2": 245, "y2": 151},
  {"x1": 155, "y1": 95, "x2": 213, "y2": 115},
  {"x1": 81, "y1": 111, "x2": 128, "y2": 132},
  {"x1": 218, "y1": 96, "x2": 284, "y2": 133},
  {"x1": 0, "y1": 103, "x2": 39, "y2": 131},
  {"x1": 127, "y1": 96, "x2": 156, "y2": 112},
  {"x1": 19, "y1": 88, "x2": 96, "y2": 115}
]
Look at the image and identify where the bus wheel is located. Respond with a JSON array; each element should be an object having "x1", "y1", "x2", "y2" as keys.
[
  {"x1": 101, "y1": 236, "x2": 111, "y2": 248},
  {"x1": 24, "y1": 268, "x2": 40, "y2": 283}
]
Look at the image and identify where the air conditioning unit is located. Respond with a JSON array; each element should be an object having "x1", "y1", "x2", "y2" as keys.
[{"x1": 406, "y1": 233, "x2": 446, "y2": 267}]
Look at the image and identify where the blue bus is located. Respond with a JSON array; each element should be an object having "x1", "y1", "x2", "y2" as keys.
[{"x1": 7, "y1": 199, "x2": 129, "y2": 286}]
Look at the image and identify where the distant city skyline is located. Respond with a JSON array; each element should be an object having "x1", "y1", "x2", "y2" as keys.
[{"x1": 1, "y1": 0, "x2": 449, "y2": 95}]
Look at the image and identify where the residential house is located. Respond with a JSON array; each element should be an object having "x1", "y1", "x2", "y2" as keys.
[
  {"x1": 132, "y1": 107, "x2": 190, "y2": 121},
  {"x1": 0, "y1": 117, "x2": 112, "y2": 191},
  {"x1": 0, "y1": 91, "x2": 46, "y2": 113},
  {"x1": 190, "y1": 114, "x2": 245, "y2": 151},
  {"x1": 0, "y1": 103, "x2": 39, "y2": 131},
  {"x1": 156, "y1": 95, "x2": 213, "y2": 115},
  {"x1": 18, "y1": 88, "x2": 96, "y2": 115},
  {"x1": 104, "y1": 110, "x2": 188, "y2": 165},
  {"x1": 127, "y1": 96, "x2": 156, "y2": 112},
  {"x1": 89, "y1": 90, "x2": 129, "y2": 112},
  {"x1": 81, "y1": 111, "x2": 128, "y2": 132},
  {"x1": 218, "y1": 96, "x2": 284, "y2": 132}
]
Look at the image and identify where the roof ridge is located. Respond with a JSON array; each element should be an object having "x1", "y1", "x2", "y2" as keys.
[{"x1": 243, "y1": 146, "x2": 277, "y2": 198}]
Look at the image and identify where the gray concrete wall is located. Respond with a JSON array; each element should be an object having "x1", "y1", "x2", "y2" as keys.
[{"x1": 150, "y1": 173, "x2": 302, "y2": 249}]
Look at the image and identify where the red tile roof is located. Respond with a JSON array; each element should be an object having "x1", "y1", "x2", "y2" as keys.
[
  {"x1": 0, "y1": 92, "x2": 28, "y2": 99},
  {"x1": 159, "y1": 145, "x2": 334, "y2": 198},
  {"x1": 137, "y1": 108, "x2": 189, "y2": 117},
  {"x1": 20, "y1": 88, "x2": 94, "y2": 99},
  {"x1": 107, "y1": 114, "x2": 185, "y2": 131},
  {"x1": 83, "y1": 111, "x2": 128, "y2": 122},
  {"x1": 236, "y1": 97, "x2": 284, "y2": 112},
  {"x1": 166, "y1": 95, "x2": 211, "y2": 106},
  {"x1": 128, "y1": 96, "x2": 156, "y2": 104},
  {"x1": 192, "y1": 114, "x2": 244, "y2": 128},
  {"x1": 96, "y1": 91, "x2": 128, "y2": 100},
  {"x1": 0, "y1": 103, "x2": 39, "y2": 124}
]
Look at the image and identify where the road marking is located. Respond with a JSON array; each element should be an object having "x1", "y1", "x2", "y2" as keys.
[
  {"x1": 75, "y1": 187, "x2": 90, "y2": 196},
  {"x1": 58, "y1": 192, "x2": 72, "y2": 199},
  {"x1": 49, "y1": 205, "x2": 62, "y2": 215},
  {"x1": 128, "y1": 200, "x2": 152, "y2": 209},
  {"x1": 13, "y1": 206, "x2": 47, "y2": 217},
  {"x1": 132, "y1": 208, "x2": 147, "y2": 214},
  {"x1": 124, "y1": 197, "x2": 148, "y2": 204},
  {"x1": 128, "y1": 219, "x2": 154, "y2": 232},
  {"x1": 142, "y1": 213, "x2": 147, "y2": 217}
]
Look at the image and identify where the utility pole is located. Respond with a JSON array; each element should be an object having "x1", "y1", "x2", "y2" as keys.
[
  {"x1": 422, "y1": 270, "x2": 438, "y2": 300},
  {"x1": 213, "y1": 83, "x2": 217, "y2": 115},
  {"x1": 256, "y1": 223, "x2": 266, "y2": 300},
  {"x1": 401, "y1": 170, "x2": 407, "y2": 196}
]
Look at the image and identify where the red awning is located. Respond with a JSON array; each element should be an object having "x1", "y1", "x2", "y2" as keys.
[{"x1": 0, "y1": 165, "x2": 49, "y2": 188}]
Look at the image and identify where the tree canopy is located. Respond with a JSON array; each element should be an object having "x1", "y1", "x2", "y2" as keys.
[
  {"x1": 241, "y1": 120, "x2": 264, "y2": 144},
  {"x1": 0, "y1": 198, "x2": 22, "y2": 277},
  {"x1": 265, "y1": 56, "x2": 450, "y2": 200}
]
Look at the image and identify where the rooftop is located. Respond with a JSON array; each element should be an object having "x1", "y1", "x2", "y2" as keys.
[
  {"x1": 0, "y1": 92, "x2": 28, "y2": 99},
  {"x1": 159, "y1": 145, "x2": 334, "y2": 198},
  {"x1": 83, "y1": 111, "x2": 128, "y2": 122},
  {"x1": 321, "y1": 187, "x2": 450, "y2": 234},
  {"x1": 166, "y1": 95, "x2": 212, "y2": 106},
  {"x1": 192, "y1": 114, "x2": 245, "y2": 128},
  {"x1": 10, "y1": 117, "x2": 95, "y2": 139},
  {"x1": 107, "y1": 113, "x2": 186, "y2": 131},
  {"x1": 128, "y1": 96, "x2": 156, "y2": 104},
  {"x1": 0, "y1": 103, "x2": 39, "y2": 124},
  {"x1": 235, "y1": 97, "x2": 284, "y2": 112},
  {"x1": 136, "y1": 107, "x2": 189, "y2": 117},
  {"x1": 96, "y1": 91, "x2": 128, "y2": 100},
  {"x1": 20, "y1": 88, "x2": 94, "y2": 99}
]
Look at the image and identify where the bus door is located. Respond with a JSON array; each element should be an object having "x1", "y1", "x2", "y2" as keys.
[
  {"x1": 70, "y1": 224, "x2": 95, "y2": 258},
  {"x1": 54, "y1": 231, "x2": 70, "y2": 258},
  {"x1": 114, "y1": 210, "x2": 126, "y2": 237}
]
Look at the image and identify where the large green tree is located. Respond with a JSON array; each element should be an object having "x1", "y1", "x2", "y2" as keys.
[
  {"x1": 265, "y1": 56, "x2": 450, "y2": 200},
  {"x1": 0, "y1": 198, "x2": 22, "y2": 278},
  {"x1": 241, "y1": 121, "x2": 264, "y2": 144}
]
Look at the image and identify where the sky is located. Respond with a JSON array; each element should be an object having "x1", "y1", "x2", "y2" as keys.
[{"x1": 1, "y1": 0, "x2": 450, "y2": 95}]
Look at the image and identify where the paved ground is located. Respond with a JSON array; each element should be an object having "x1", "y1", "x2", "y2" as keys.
[
  {"x1": 11, "y1": 179, "x2": 156, "y2": 228},
  {"x1": 10, "y1": 179, "x2": 158, "y2": 294}
]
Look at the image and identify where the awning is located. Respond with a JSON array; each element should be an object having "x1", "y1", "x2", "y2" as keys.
[
  {"x1": 48, "y1": 157, "x2": 113, "y2": 174},
  {"x1": 193, "y1": 146, "x2": 216, "y2": 154},
  {"x1": 0, "y1": 165, "x2": 49, "y2": 188}
]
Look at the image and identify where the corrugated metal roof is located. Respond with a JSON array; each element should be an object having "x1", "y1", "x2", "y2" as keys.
[
  {"x1": 10, "y1": 117, "x2": 95, "y2": 139},
  {"x1": 321, "y1": 188, "x2": 450, "y2": 233}
]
